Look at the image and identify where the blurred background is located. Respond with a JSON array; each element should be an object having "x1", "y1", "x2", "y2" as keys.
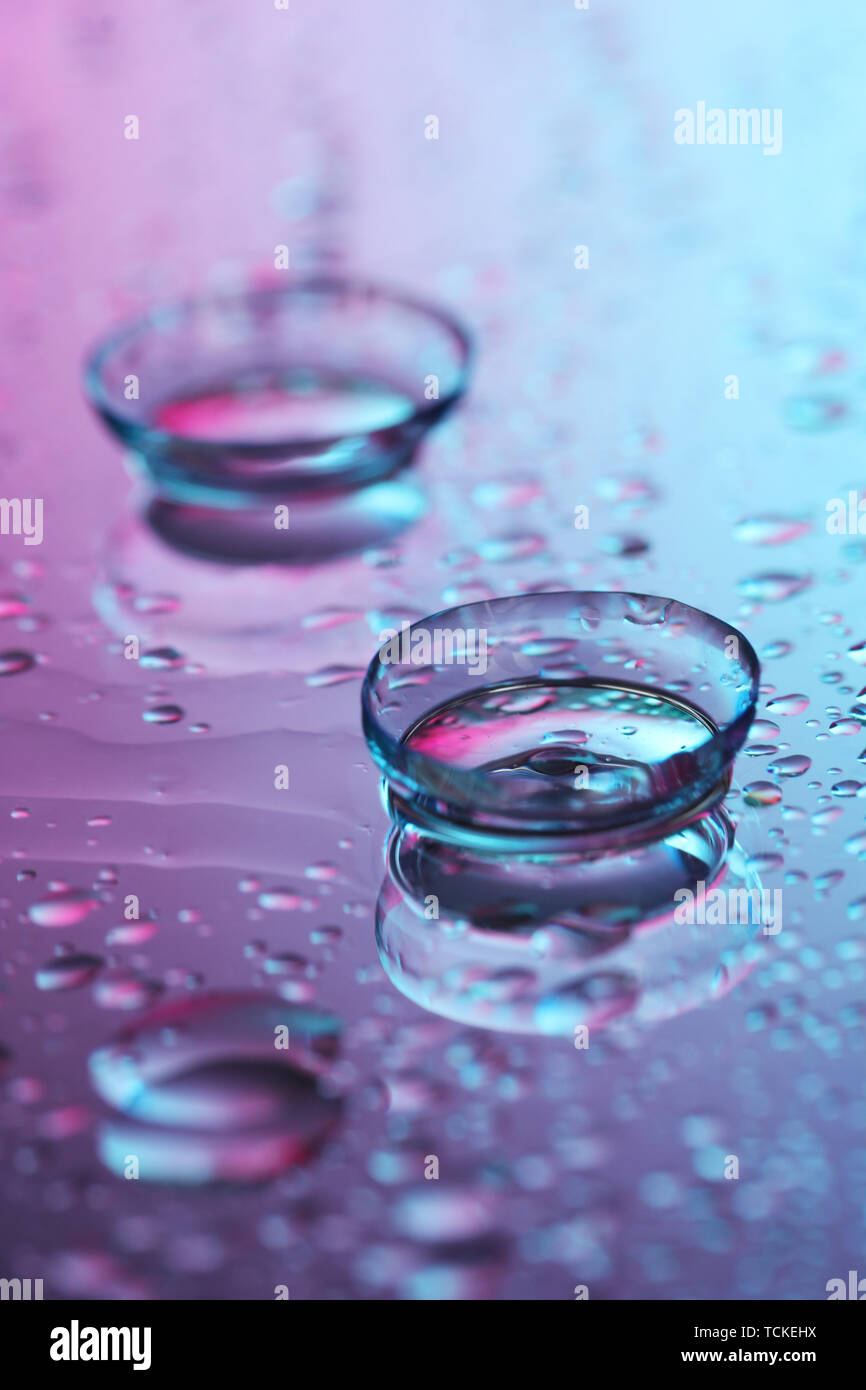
[{"x1": 0, "y1": 0, "x2": 865, "y2": 1299}]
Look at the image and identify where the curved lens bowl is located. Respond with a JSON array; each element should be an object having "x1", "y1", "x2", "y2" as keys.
[
  {"x1": 84, "y1": 278, "x2": 472, "y2": 500},
  {"x1": 362, "y1": 590, "x2": 760, "y2": 850}
]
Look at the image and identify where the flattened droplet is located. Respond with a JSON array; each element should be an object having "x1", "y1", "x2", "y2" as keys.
[
  {"x1": 766, "y1": 693, "x2": 809, "y2": 716},
  {"x1": 0, "y1": 649, "x2": 35, "y2": 676},
  {"x1": 734, "y1": 516, "x2": 812, "y2": 546},
  {"x1": 766, "y1": 753, "x2": 812, "y2": 778},
  {"x1": 392, "y1": 1186, "x2": 499, "y2": 1243},
  {"x1": 738, "y1": 574, "x2": 812, "y2": 603},
  {"x1": 743, "y1": 781, "x2": 783, "y2": 807},
  {"x1": 596, "y1": 533, "x2": 650, "y2": 557},
  {"x1": 36, "y1": 953, "x2": 103, "y2": 991},
  {"x1": 142, "y1": 704, "x2": 184, "y2": 725},
  {"x1": 783, "y1": 395, "x2": 847, "y2": 431},
  {"x1": 93, "y1": 970, "x2": 161, "y2": 1011},
  {"x1": 28, "y1": 889, "x2": 99, "y2": 928},
  {"x1": 258, "y1": 888, "x2": 303, "y2": 912},
  {"x1": 305, "y1": 665, "x2": 364, "y2": 687},
  {"x1": 761, "y1": 640, "x2": 793, "y2": 659},
  {"x1": 140, "y1": 647, "x2": 184, "y2": 669}
]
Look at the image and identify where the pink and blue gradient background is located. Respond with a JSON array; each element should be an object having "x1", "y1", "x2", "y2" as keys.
[{"x1": 0, "y1": 0, "x2": 865, "y2": 1299}]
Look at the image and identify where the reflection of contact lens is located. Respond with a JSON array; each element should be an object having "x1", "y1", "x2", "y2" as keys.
[
  {"x1": 389, "y1": 799, "x2": 734, "y2": 933},
  {"x1": 376, "y1": 805, "x2": 764, "y2": 1036},
  {"x1": 362, "y1": 591, "x2": 760, "y2": 850}
]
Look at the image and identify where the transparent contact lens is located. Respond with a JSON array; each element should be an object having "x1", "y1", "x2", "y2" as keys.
[
  {"x1": 84, "y1": 278, "x2": 472, "y2": 535},
  {"x1": 404, "y1": 679, "x2": 714, "y2": 824},
  {"x1": 363, "y1": 590, "x2": 764, "y2": 1034},
  {"x1": 362, "y1": 591, "x2": 760, "y2": 849},
  {"x1": 89, "y1": 993, "x2": 342, "y2": 1184}
]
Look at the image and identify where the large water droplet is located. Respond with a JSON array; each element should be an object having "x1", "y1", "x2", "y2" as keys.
[
  {"x1": 766, "y1": 693, "x2": 809, "y2": 716},
  {"x1": 766, "y1": 754, "x2": 812, "y2": 778}
]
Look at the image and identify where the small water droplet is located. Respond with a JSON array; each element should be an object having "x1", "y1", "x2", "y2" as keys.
[
  {"x1": 0, "y1": 649, "x2": 35, "y2": 676},
  {"x1": 734, "y1": 516, "x2": 812, "y2": 546},
  {"x1": 36, "y1": 953, "x2": 103, "y2": 991},
  {"x1": 742, "y1": 781, "x2": 783, "y2": 807},
  {"x1": 142, "y1": 704, "x2": 184, "y2": 725},
  {"x1": 28, "y1": 889, "x2": 99, "y2": 928},
  {"x1": 738, "y1": 574, "x2": 811, "y2": 603}
]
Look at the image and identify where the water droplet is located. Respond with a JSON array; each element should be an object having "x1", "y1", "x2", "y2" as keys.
[
  {"x1": 257, "y1": 888, "x2": 303, "y2": 912},
  {"x1": 93, "y1": 970, "x2": 161, "y2": 1011},
  {"x1": 472, "y1": 478, "x2": 543, "y2": 509},
  {"x1": 766, "y1": 693, "x2": 809, "y2": 716},
  {"x1": 783, "y1": 395, "x2": 848, "y2": 431},
  {"x1": 738, "y1": 574, "x2": 811, "y2": 603},
  {"x1": 305, "y1": 665, "x2": 364, "y2": 687},
  {"x1": 392, "y1": 1186, "x2": 499, "y2": 1243},
  {"x1": 734, "y1": 516, "x2": 812, "y2": 546},
  {"x1": 749, "y1": 719, "x2": 781, "y2": 740},
  {"x1": 140, "y1": 647, "x2": 184, "y2": 670},
  {"x1": 310, "y1": 925, "x2": 342, "y2": 946},
  {"x1": 28, "y1": 889, "x2": 99, "y2": 928},
  {"x1": 0, "y1": 593, "x2": 30, "y2": 618},
  {"x1": 106, "y1": 921, "x2": 158, "y2": 946},
  {"x1": 595, "y1": 474, "x2": 658, "y2": 506},
  {"x1": 743, "y1": 781, "x2": 783, "y2": 807},
  {"x1": 478, "y1": 534, "x2": 546, "y2": 562},
  {"x1": 304, "y1": 862, "x2": 338, "y2": 882},
  {"x1": 831, "y1": 780, "x2": 864, "y2": 798},
  {"x1": 142, "y1": 704, "x2": 184, "y2": 725},
  {"x1": 0, "y1": 649, "x2": 35, "y2": 676},
  {"x1": 766, "y1": 754, "x2": 812, "y2": 778},
  {"x1": 761, "y1": 640, "x2": 793, "y2": 660},
  {"x1": 596, "y1": 533, "x2": 650, "y2": 557},
  {"x1": 133, "y1": 592, "x2": 182, "y2": 615},
  {"x1": 36, "y1": 953, "x2": 103, "y2": 991}
]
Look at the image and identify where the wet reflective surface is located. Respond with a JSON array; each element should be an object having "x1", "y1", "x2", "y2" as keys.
[{"x1": 2, "y1": 0, "x2": 866, "y2": 1303}]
